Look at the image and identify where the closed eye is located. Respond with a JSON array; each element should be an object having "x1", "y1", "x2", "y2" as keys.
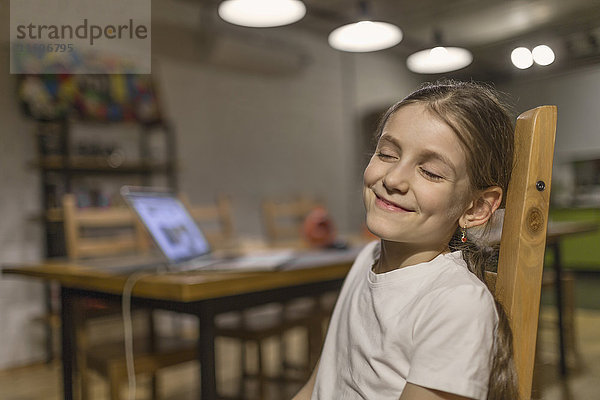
[
  {"x1": 420, "y1": 167, "x2": 444, "y2": 181},
  {"x1": 376, "y1": 152, "x2": 397, "y2": 160}
]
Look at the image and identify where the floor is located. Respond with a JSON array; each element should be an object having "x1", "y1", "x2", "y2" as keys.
[
  {"x1": 1, "y1": 301, "x2": 599, "y2": 399},
  {"x1": 533, "y1": 308, "x2": 600, "y2": 400}
]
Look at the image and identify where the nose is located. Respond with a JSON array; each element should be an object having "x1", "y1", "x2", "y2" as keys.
[{"x1": 382, "y1": 162, "x2": 411, "y2": 194}]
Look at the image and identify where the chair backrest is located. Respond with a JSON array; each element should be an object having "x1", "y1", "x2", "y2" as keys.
[
  {"x1": 261, "y1": 196, "x2": 320, "y2": 244},
  {"x1": 485, "y1": 106, "x2": 557, "y2": 400},
  {"x1": 180, "y1": 194, "x2": 235, "y2": 248},
  {"x1": 62, "y1": 194, "x2": 149, "y2": 260}
]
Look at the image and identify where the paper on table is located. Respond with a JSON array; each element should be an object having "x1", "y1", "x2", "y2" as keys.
[{"x1": 194, "y1": 250, "x2": 297, "y2": 271}]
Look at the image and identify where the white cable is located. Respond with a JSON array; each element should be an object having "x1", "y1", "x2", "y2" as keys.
[
  {"x1": 121, "y1": 271, "x2": 154, "y2": 400},
  {"x1": 121, "y1": 264, "x2": 192, "y2": 400}
]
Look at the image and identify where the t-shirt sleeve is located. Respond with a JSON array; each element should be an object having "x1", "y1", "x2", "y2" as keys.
[{"x1": 406, "y1": 284, "x2": 498, "y2": 400}]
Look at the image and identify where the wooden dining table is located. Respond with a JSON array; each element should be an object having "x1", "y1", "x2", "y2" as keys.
[{"x1": 2, "y1": 247, "x2": 361, "y2": 400}]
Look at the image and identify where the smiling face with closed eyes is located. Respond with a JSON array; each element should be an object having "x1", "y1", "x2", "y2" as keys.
[{"x1": 363, "y1": 103, "x2": 474, "y2": 257}]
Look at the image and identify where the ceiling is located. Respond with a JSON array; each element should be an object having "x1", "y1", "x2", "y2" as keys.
[
  {"x1": 3, "y1": 0, "x2": 600, "y2": 79},
  {"x1": 153, "y1": 0, "x2": 600, "y2": 79},
  {"x1": 192, "y1": 0, "x2": 600, "y2": 80},
  {"x1": 294, "y1": 0, "x2": 600, "y2": 80}
]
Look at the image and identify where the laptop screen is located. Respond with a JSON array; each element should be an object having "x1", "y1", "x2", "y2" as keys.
[{"x1": 122, "y1": 188, "x2": 211, "y2": 263}]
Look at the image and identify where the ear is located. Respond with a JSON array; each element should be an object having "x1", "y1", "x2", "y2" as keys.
[{"x1": 459, "y1": 186, "x2": 503, "y2": 228}]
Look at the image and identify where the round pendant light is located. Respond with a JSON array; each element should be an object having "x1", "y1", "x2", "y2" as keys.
[
  {"x1": 328, "y1": 20, "x2": 403, "y2": 52},
  {"x1": 511, "y1": 47, "x2": 534, "y2": 69},
  {"x1": 532, "y1": 45, "x2": 555, "y2": 66},
  {"x1": 406, "y1": 46, "x2": 473, "y2": 74},
  {"x1": 218, "y1": 0, "x2": 306, "y2": 28}
]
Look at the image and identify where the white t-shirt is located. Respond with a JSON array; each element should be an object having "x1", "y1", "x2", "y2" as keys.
[{"x1": 312, "y1": 241, "x2": 498, "y2": 400}]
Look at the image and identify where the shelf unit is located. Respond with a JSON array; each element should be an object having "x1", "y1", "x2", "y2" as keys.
[
  {"x1": 20, "y1": 74, "x2": 178, "y2": 363},
  {"x1": 31, "y1": 117, "x2": 178, "y2": 363},
  {"x1": 33, "y1": 118, "x2": 177, "y2": 258}
]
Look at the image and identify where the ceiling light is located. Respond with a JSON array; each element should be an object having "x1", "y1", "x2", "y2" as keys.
[
  {"x1": 511, "y1": 47, "x2": 533, "y2": 69},
  {"x1": 406, "y1": 46, "x2": 473, "y2": 74},
  {"x1": 328, "y1": 20, "x2": 403, "y2": 52},
  {"x1": 218, "y1": 0, "x2": 306, "y2": 28},
  {"x1": 532, "y1": 45, "x2": 555, "y2": 66}
]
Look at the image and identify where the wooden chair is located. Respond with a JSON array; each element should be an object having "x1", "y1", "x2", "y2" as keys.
[
  {"x1": 172, "y1": 195, "x2": 321, "y2": 399},
  {"x1": 62, "y1": 194, "x2": 150, "y2": 260},
  {"x1": 261, "y1": 193, "x2": 341, "y2": 346},
  {"x1": 180, "y1": 194, "x2": 235, "y2": 250},
  {"x1": 62, "y1": 194, "x2": 196, "y2": 400},
  {"x1": 484, "y1": 105, "x2": 557, "y2": 400},
  {"x1": 215, "y1": 300, "x2": 320, "y2": 399},
  {"x1": 261, "y1": 196, "x2": 320, "y2": 246},
  {"x1": 262, "y1": 195, "x2": 337, "y2": 339}
]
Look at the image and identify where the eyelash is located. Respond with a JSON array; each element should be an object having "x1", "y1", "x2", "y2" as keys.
[
  {"x1": 376, "y1": 152, "x2": 445, "y2": 181},
  {"x1": 420, "y1": 167, "x2": 444, "y2": 181},
  {"x1": 376, "y1": 152, "x2": 396, "y2": 160}
]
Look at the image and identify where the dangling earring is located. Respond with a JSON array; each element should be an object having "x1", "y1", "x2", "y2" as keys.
[{"x1": 460, "y1": 224, "x2": 468, "y2": 243}]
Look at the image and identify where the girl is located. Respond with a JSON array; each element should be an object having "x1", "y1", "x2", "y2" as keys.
[{"x1": 293, "y1": 81, "x2": 518, "y2": 400}]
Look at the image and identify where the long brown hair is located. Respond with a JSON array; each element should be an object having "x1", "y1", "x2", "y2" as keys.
[{"x1": 376, "y1": 80, "x2": 519, "y2": 400}]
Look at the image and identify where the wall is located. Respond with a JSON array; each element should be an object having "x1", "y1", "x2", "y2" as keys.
[
  {"x1": 499, "y1": 65, "x2": 600, "y2": 163},
  {"x1": 0, "y1": 42, "x2": 47, "y2": 368},
  {"x1": 498, "y1": 65, "x2": 600, "y2": 207},
  {"x1": 152, "y1": 13, "x2": 419, "y2": 237}
]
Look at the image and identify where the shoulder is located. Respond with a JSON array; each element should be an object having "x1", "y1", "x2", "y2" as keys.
[
  {"x1": 427, "y1": 252, "x2": 495, "y2": 307},
  {"x1": 414, "y1": 254, "x2": 498, "y2": 333},
  {"x1": 418, "y1": 283, "x2": 497, "y2": 327}
]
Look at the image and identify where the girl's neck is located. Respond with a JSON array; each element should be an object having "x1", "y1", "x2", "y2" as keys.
[{"x1": 373, "y1": 240, "x2": 450, "y2": 274}]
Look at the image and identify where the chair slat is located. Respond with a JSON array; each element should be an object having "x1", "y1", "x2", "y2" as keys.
[
  {"x1": 62, "y1": 194, "x2": 145, "y2": 260},
  {"x1": 180, "y1": 194, "x2": 235, "y2": 248},
  {"x1": 78, "y1": 237, "x2": 139, "y2": 257},
  {"x1": 262, "y1": 196, "x2": 319, "y2": 243},
  {"x1": 76, "y1": 209, "x2": 135, "y2": 226}
]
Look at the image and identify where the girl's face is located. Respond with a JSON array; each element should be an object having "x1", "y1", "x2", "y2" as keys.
[{"x1": 363, "y1": 103, "x2": 473, "y2": 250}]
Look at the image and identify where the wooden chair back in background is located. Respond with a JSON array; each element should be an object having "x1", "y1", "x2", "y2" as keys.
[
  {"x1": 62, "y1": 193, "x2": 149, "y2": 260},
  {"x1": 179, "y1": 194, "x2": 235, "y2": 249},
  {"x1": 262, "y1": 196, "x2": 320, "y2": 245},
  {"x1": 485, "y1": 105, "x2": 557, "y2": 400}
]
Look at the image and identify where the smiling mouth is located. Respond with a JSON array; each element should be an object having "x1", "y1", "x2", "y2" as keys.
[{"x1": 374, "y1": 193, "x2": 415, "y2": 213}]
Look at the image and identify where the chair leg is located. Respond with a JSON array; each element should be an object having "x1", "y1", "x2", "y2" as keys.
[
  {"x1": 257, "y1": 340, "x2": 266, "y2": 400},
  {"x1": 278, "y1": 332, "x2": 286, "y2": 377},
  {"x1": 238, "y1": 340, "x2": 247, "y2": 398},
  {"x1": 80, "y1": 369, "x2": 91, "y2": 400},
  {"x1": 74, "y1": 305, "x2": 91, "y2": 400},
  {"x1": 562, "y1": 273, "x2": 580, "y2": 369},
  {"x1": 308, "y1": 318, "x2": 323, "y2": 374},
  {"x1": 146, "y1": 310, "x2": 160, "y2": 400},
  {"x1": 151, "y1": 373, "x2": 159, "y2": 400},
  {"x1": 273, "y1": 332, "x2": 287, "y2": 399},
  {"x1": 108, "y1": 367, "x2": 122, "y2": 400}
]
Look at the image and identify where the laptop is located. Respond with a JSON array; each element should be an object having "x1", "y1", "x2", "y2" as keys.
[{"x1": 91, "y1": 186, "x2": 296, "y2": 274}]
